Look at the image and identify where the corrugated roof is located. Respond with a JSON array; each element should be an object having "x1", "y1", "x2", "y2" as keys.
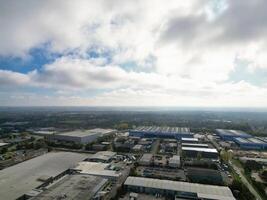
[
  {"x1": 235, "y1": 137, "x2": 267, "y2": 145},
  {"x1": 140, "y1": 154, "x2": 153, "y2": 162},
  {"x1": 0, "y1": 142, "x2": 9, "y2": 147},
  {"x1": 182, "y1": 147, "x2": 218, "y2": 153},
  {"x1": 124, "y1": 177, "x2": 235, "y2": 200},
  {"x1": 216, "y1": 129, "x2": 250, "y2": 137},
  {"x1": 74, "y1": 162, "x2": 120, "y2": 177},
  {"x1": 59, "y1": 129, "x2": 115, "y2": 137},
  {"x1": 131, "y1": 126, "x2": 191, "y2": 134},
  {"x1": 182, "y1": 143, "x2": 209, "y2": 147},
  {"x1": 181, "y1": 138, "x2": 198, "y2": 141}
]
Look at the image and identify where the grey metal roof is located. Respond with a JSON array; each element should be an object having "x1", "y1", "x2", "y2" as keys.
[
  {"x1": 235, "y1": 137, "x2": 267, "y2": 145},
  {"x1": 124, "y1": 177, "x2": 235, "y2": 200},
  {"x1": 0, "y1": 152, "x2": 90, "y2": 200},
  {"x1": 182, "y1": 143, "x2": 209, "y2": 147},
  {"x1": 131, "y1": 126, "x2": 191, "y2": 134},
  {"x1": 89, "y1": 151, "x2": 116, "y2": 161},
  {"x1": 32, "y1": 174, "x2": 108, "y2": 200},
  {"x1": 0, "y1": 142, "x2": 9, "y2": 147},
  {"x1": 140, "y1": 153, "x2": 153, "y2": 162},
  {"x1": 169, "y1": 155, "x2": 180, "y2": 164},
  {"x1": 240, "y1": 157, "x2": 267, "y2": 163},
  {"x1": 216, "y1": 129, "x2": 250, "y2": 137},
  {"x1": 181, "y1": 138, "x2": 198, "y2": 141},
  {"x1": 182, "y1": 147, "x2": 218, "y2": 153},
  {"x1": 59, "y1": 129, "x2": 115, "y2": 137}
]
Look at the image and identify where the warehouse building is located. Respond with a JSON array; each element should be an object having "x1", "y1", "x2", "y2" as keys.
[
  {"x1": 216, "y1": 129, "x2": 251, "y2": 141},
  {"x1": 0, "y1": 142, "x2": 9, "y2": 150},
  {"x1": 124, "y1": 176, "x2": 235, "y2": 200},
  {"x1": 46, "y1": 128, "x2": 116, "y2": 144},
  {"x1": 74, "y1": 161, "x2": 122, "y2": 180},
  {"x1": 139, "y1": 154, "x2": 153, "y2": 166},
  {"x1": 132, "y1": 144, "x2": 144, "y2": 152},
  {"x1": 86, "y1": 151, "x2": 116, "y2": 163},
  {"x1": 182, "y1": 147, "x2": 218, "y2": 159},
  {"x1": 0, "y1": 152, "x2": 89, "y2": 200},
  {"x1": 234, "y1": 137, "x2": 267, "y2": 150},
  {"x1": 168, "y1": 155, "x2": 180, "y2": 168},
  {"x1": 239, "y1": 157, "x2": 267, "y2": 165},
  {"x1": 181, "y1": 137, "x2": 199, "y2": 143},
  {"x1": 187, "y1": 167, "x2": 223, "y2": 185},
  {"x1": 31, "y1": 174, "x2": 109, "y2": 200},
  {"x1": 182, "y1": 143, "x2": 209, "y2": 148},
  {"x1": 129, "y1": 126, "x2": 193, "y2": 140}
]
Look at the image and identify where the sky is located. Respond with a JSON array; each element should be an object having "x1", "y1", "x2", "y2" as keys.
[{"x1": 0, "y1": 0, "x2": 267, "y2": 107}]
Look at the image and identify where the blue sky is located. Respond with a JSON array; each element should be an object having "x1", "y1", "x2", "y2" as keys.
[{"x1": 0, "y1": 0, "x2": 267, "y2": 107}]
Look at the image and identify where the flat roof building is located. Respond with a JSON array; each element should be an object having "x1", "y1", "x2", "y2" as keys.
[
  {"x1": 187, "y1": 167, "x2": 223, "y2": 185},
  {"x1": 182, "y1": 147, "x2": 218, "y2": 159},
  {"x1": 129, "y1": 126, "x2": 193, "y2": 140},
  {"x1": 139, "y1": 154, "x2": 153, "y2": 166},
  {"x1": 182, "y1": 143, "x2": 209, "y2": 148},
  {"x1": 239, "y1": 157, "x2": 267, "y2": 165},
  {"x1": 31, "y1": 174, "x2": 108, "y2": 200},
  {"x1": 124, "y1": 176, "x2": 235, "y2": 200},
  {"x1": 74, "y1": 161, "x2": 121, "y2": 179},
  {"x1": 234, "y1": 137, "x2": 267, "y2": 150},
  {"x1": 0, "y1": 152, "x2": 90, "y2": 200},
  {"x1": 86, "y1": 151, "x2": 116, "y2": 163},
  {"x1": 132, "y1": 144, "x2": 144, "y2": 151},
  {"x1": 181, "y1": 137, "x2": 199, "y2": 143},
  {"x1": 46, "y1": 129, "x2": 116, "y2": 144},
  {"x1": 0, "y1": 142, "x2": 9, "y2": 149},
  {"x1": 216, "y1": 129, "x2": 251, "y2": 141},
  {"x1": 169, "y1": 155, "x2": 180, "y2": 168}
]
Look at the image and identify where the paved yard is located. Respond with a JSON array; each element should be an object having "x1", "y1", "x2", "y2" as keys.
[{"x1": 0, "y1": 151, "x2": 90, "y2": 200}]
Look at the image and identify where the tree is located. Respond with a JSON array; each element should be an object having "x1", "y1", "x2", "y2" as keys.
[
  {"x1": 116, "y1": 123, "x2": 129, "y2": 130},
  {"x1": 230, "y1": 179, "x2": 255, "y2": 200},
  {"x1": 0, "y1": 147, "x2": 8, "y2": 154},
  {"x1": 85, "y1": 143, "x2": 93, "y2": 150},
  {"x1": 20, "y1": 132, "x2": 29, "y2": 138},
  {"x1": 244, "y1": 160, "x2": 262, "y2": 173},
  {"x1": 260, "y1": 170, "x2": 267, "y2": 181},
  {"x1": 197, "y1": 152, "x2": 202, "y2": 161}
]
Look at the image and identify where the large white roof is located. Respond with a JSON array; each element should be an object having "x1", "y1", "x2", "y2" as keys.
[
  {"x1": 182, "y1": 147, "x2": 218, "y2": 153},
  {"x1": 74, "y1": 162, "x2": 121, "y2": 178},
  {"x1": 59, "y1": 129, "x2": 115, "y2": 137},
  {"x1": 0, "y1": 142, "x2": 9, "y2": 147},
  {"x1": 124, "y1": 177, "x2": 235, "y2": 200}
]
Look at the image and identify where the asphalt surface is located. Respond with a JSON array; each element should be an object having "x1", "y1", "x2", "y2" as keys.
[{"x1": 0, "y1": 152, "x2": 90, "y2": 200}]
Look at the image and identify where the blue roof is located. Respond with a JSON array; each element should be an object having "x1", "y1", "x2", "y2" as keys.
[
  {"x1": 235, "y1": 137, "x2": 267, "y2": 145},
  {"x1": 216, "y1": 129, "x2": 251, "y2": 137}
]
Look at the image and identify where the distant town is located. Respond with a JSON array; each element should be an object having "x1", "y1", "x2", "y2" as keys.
[{"x1": 0, "y1": 109, "x2": 267, "y2": 200}]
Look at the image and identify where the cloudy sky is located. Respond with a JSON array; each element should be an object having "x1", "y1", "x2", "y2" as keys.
[{"x1": 0, "y1": 0, "x2": 267, "y2": 107}]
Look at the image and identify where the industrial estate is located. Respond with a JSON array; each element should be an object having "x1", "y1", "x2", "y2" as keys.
[{"x1": 1, "y1": 119, "x2": 267, "y2": 200}]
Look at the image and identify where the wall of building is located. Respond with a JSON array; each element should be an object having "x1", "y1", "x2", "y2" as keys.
[
  {"x1": 129, "y1": 131, "x2": 193, "y2": 140},
  {"x1": 183, "y1": 150, "x2": 218, "y2": 159},
  {"x1": 47, "y1": 133, "x2": 99, "y2": 144}
]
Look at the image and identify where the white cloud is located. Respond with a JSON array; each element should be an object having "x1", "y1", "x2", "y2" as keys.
[
  {"x1": 0, "y1": 70, "x2": 30, "y2": 86},
  {"x1": 1, "y1": 0, "x2": 267, "y2": 106}
]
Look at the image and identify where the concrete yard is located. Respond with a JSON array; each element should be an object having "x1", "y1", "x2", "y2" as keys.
[{"x1": 0, "y1": 151, "x2": 90, "y2": 200}]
